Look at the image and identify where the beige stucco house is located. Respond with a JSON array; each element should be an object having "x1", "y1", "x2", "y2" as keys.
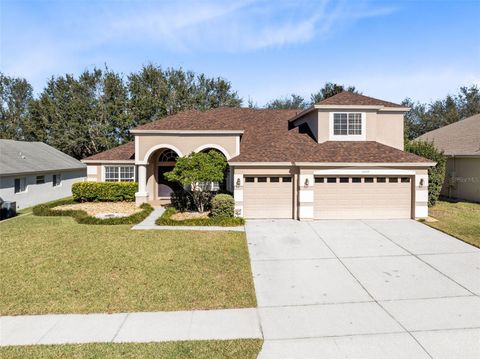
[
  {"x1": 417, "y1": 114, "x2": 480, "y2": 203},
  {"x1": 82, "y1": 92, "x2": 434, "y2": 220}
]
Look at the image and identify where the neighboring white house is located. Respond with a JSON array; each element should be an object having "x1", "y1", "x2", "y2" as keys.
[{"x1": 0, "y1": 140, "x2": 87, "y2": 209}]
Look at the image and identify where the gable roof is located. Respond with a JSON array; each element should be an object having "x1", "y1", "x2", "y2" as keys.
[
  {"x1": 316, "y1": 92, "x2": 404, "y2": 108},
  {"x1": 0, "y1": 140, "x2": 86, "y2": 176},
  {"x1": 416, "y1": 114, "x2": 480, "y2": 156},
  {"x1": 82, "y1": 141, "x2": 135, "y2": 161},
  {"x1": 84, "y1": 107, "x2": 430, "y2": 165}
]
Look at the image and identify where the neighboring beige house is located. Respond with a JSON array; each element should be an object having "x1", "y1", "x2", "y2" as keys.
[
  {"x1": 82, "y1": 92, "x2": 435, "y2": 220},
  {"x1": 417, "y1": 114, "x2": 480, "y2": 203}
]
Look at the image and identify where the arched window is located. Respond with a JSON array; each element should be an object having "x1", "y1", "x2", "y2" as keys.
[{"x1": 158, "y1": 149, "x2": 178, "y2": 163}]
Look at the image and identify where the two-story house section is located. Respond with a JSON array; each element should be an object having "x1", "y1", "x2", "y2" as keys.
[{"x1": 82, "y1": 92, "x2": 435, "y2": 220}]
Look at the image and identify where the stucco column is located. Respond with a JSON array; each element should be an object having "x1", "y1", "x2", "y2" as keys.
[
  {"x1": 298, "y1": 168, "x2": 314, "y2": 221},
  {"x1": 233, "y1": 171, "x2": 244, "y2": 217},
  {"x1": 414, "y1": 170, "x2": 429, "y2": 218},
  {"x1": 135, "y1": 164, "x2": 149, "y2": 206}
]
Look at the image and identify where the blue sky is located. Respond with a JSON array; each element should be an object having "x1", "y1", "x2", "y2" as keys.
[{"x1": 1, "y1": 0, "x2": 479, "y2": 105}]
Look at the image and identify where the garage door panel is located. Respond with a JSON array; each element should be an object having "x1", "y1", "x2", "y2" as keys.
[
  {"x1": 243, "y1": 177, "x2": 293, "y2": 219},
  {"x1": 314, "y1": 177, "x2": 411, "y2": 219}
]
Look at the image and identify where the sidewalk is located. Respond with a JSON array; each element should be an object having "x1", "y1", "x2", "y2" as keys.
[{"x1": 0, "y1": 308, "x2": 261, "y2": 346}]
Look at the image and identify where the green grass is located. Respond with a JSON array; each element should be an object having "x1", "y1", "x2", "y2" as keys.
[
  {"x1": 0, "y1": 340, "x2": 263, "y2": 359},
  {"x1": 156, "y1": 207, "x2": 245, "y2": 227},
  {"x1": 427, "y1": 200, "x2": 480, "y2": 248},
  {"x1": 0, "y1": 214, "x2": 256, "y2": 315}
]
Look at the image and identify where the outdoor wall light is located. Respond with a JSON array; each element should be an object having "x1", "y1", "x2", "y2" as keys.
[
  {"x1": 419, "y1": 178, "x2": 424, "y2": 187},
  {"x1": 236, "y1": 178, "x2": 241, "y2": 187},
  {"x1": 304, "y1": 178, "x2": 309, "y2": 188}
]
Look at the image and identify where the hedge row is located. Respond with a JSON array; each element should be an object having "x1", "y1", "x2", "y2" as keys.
[
  {"x1": 72, "y1": 182, "x2": 137, "y2": 202},
  {"x1": 32, "y1": 198, "x2": 153, "y2": 225},
  {"x1": 405, "y1": 140, "x2": 446, "y2": 206},
  {"x1": 155, "y1": 207, "x2": 244, "y2": 227}
]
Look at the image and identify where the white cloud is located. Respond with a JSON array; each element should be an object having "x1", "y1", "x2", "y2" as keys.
[{"x1": 99, "y1": 0, "x2": 395, "y2": 52}]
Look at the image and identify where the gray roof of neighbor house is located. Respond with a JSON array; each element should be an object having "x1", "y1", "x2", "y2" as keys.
[
  {"x1": 0, "y1": 140, "x2": 86, "y2": 176},
  {"x1": 416, "y1": 114, "x2": 480, "y2": 156}
]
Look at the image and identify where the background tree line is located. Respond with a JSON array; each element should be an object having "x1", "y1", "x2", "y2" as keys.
[
  {"x1": 1, "y1": 65, "x2": 479, "y2": 159},
  {"x1": 0, "y1": 66, "x2": 241, "y2": 159}
]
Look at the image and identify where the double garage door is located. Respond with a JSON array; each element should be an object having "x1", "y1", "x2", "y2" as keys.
[
  {"x1": 242, "y1": 175, "x2": 413, "y2": 219},
  {"x1": 314, "y1": 176, "x2": 412, "y2": 219}
]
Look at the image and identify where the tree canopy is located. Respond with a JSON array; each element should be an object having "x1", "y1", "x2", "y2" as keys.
[
  {"x1": 403, "y1": 85, "x2": 480, "y2": 140},
  {"x1": 1, "y1": 65, "x2": 241, "y2": 158},
  {"x1": 265, "y1": 82, "x2": 359, "y2": 110}
]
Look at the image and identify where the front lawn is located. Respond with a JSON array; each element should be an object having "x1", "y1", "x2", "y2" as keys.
[
  {"x1": 427, "y1": 200, "x2": 480, "y2": 248},
  {"x1": 0, "y1": 340, "x2": 263, "y2": 359},
  {"x1": 0, "y1": 214, "x2": 256, "y2": 315}
]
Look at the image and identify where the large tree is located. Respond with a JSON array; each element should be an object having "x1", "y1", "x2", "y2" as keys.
[
  {"x1": 128, "y1": 65, "x2": 241, "y2": 127},
  {"x1": 0, "y1": 74, "x2": 33, "y2": 140},
  {"x1": 27, "y1": 68, "x2": 129, "y2": 159},
  {"x1": 266, "y1": 82, "x2": 358, "y2": 110},
  {"x1": 7, "y1": 65, "x2": 242, "y2": 158}
]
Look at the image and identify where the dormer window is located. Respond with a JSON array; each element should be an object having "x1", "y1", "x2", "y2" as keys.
[{"x1": 330, "y1": 112, "x2": 366, "y2": 140}]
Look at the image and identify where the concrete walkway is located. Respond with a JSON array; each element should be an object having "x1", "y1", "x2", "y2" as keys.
[
  {"x1": 0, "y1": 308, "x2": 261, "y2": 346},
  {"x1": 247, "y1": 219, "x2": 480, "y2": 359},
  {"x1": 132, "y1": 206, "x2": 165, "y2": 228},
  {"x1": 131, "y1": 206, "x2": 244, "y2": 231}
]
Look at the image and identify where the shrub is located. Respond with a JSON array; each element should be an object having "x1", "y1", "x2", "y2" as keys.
[
  {"x1": 405, "y1": 140, "x2": 446, "y2": 206},
  {"x1": 33, "y1": 198, "x2": 153, "y2": 225},
  {"x1": 72, "y1": 182, "x2": 137, "y2": 202},
  {"x1": 170, "y1": 190, "x2": 194, "y2": 212},
  {"x1": 211, "y1": 194, "x2": 234, "y2": 218},
  {"x1": 170, "y1": 190, "x2": 216, "y2": 212},
  {"x1": 156, "y1": 207, "x2": 244, "y2": 227}
]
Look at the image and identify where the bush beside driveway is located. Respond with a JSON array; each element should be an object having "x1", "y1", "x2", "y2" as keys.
[{"x1": 0, "y1": 214, "x2": 256, "y2": 315}]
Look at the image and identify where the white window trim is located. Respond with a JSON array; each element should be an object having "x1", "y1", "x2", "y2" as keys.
[
  {"x1": 329, "y1": 112, "x2": 366, "y2": 141},
  {"x1": 102, "y1": 165, "x2": 136, "y2": 182}
]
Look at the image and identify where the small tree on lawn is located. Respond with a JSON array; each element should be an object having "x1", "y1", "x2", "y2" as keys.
[{"x1": 164, "y1": 150, "x2": 227, "y2": 212}]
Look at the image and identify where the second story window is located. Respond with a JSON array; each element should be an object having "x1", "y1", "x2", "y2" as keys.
[{"x1": 333, "y1": 113, "x2": 363, "y2": 136}]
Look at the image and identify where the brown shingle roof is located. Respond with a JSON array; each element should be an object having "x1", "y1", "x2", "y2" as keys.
[
  {"x1": 82, "y1": 141, "x2": 135, "y2": 161},
  {"x1": 83, "y1": 107, "x2": 430, "y2": 164},
  {"x1": 417, "y1": 114, "x2": 480, "y2": 156},
  {"x1": 316, "y1": 92, "x2": 404, "y2": 108},
  {"x1": 132, "y1": 107, "x2": 298, "y2": 131}
]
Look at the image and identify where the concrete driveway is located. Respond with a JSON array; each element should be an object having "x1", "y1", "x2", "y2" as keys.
[{"x1": 246, "y1": 219, "x2": 480, "y2": 359}]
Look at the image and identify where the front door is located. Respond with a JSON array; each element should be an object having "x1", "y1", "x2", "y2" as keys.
[{"x1": 157, "y1": 166, "x2": 182, "y2": 198}]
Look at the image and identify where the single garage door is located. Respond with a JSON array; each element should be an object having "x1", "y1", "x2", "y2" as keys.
[
  {"x1": 243, "y1": 176, "x2": 293, "y2": 218},
  {"x1": 314, "y1": 176, "x2": 412, "y2": 219}
]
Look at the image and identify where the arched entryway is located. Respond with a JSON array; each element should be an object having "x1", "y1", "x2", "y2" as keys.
[{"x1": 155, "y1": 148, "x2": 182, "y2": 200}]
